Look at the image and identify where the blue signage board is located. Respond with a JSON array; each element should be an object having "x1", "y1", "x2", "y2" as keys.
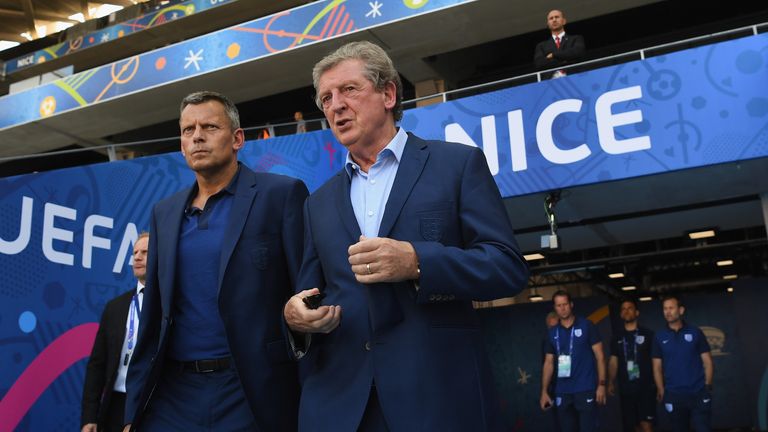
[
  {"x1": 402, "y1": 32, "x2": 768, "y2": 197},
  {"x1": 0, "y1": 0, "x2": 473, "y2": 130},
  {"x1": 3, "y1": 0, "x2": 237, "y2": 76}
]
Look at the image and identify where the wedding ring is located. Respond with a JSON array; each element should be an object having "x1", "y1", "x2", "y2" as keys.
[{"x1": 366, "y1": 263, "x2": 372, "y2": 275}]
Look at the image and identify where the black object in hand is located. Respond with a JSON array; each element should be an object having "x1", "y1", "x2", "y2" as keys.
[{"x1": 302, "y1": 292, "x2": 326, "y2": 309}]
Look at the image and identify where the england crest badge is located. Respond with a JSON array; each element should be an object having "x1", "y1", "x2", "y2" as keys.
[
  {"x1": 684, "y1": 333, "x2": 693, "y2": 342},
  {"x1": 575, "y1": 329, "x2": 582, "y2": 337}
]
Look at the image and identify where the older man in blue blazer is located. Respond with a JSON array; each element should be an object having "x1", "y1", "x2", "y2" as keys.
[
  {"x1": 284, "y1": 41, "x2": 529, "y2": 431},
  {"x1": 125, "y1": 91, "x2": 307, "y2": 431}
]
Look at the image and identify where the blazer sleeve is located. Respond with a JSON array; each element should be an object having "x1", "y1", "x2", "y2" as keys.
[
  {"x1": 281, "y1": 179, "x2": 310, "y2": 293},
  {"x1": 280, "y1": 180, "x2": 312, "y2": 358},
  {"x1": 296, "y1": 199, "x2": 326, "y2": 294},
  {"x1": 534, "y1": 40, "x2": 558, "y2": 69},
  {"x1": 81, "y1": 305, "x2": 111, "y2": 426},
  {"x1": 124, "y1": 208, "x2": 161, "y2": 426},
  {"x1": 411, "y1": 146, "x2": 529, "y2": 302}
]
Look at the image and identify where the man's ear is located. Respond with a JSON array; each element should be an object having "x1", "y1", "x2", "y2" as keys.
[
  {"x1": 382, "y1": 81, "x2": 397, "y2": 111},
  {"x1": 232, "y1": 128, "x2": 245, "y2": 151}
]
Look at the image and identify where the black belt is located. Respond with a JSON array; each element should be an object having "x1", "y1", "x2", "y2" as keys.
[{"x1": 170, "y1": 357, "x2": 232, "y2": 373}]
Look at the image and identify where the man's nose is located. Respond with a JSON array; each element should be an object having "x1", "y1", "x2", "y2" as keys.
[
  {"x1": 328, "y1": 92, "x2": 347, "y2": 111},
  {"x1": 191, "y1": 124, "x2": 205, "y2": 140}
]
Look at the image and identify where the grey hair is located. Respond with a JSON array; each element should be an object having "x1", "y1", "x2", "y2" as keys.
[
  {"x1": 312, "y1": 41, "x2": 403, "y2": 121},
  {"x1": 180, "y1": 91, "x2": 240, "y2": 130}
]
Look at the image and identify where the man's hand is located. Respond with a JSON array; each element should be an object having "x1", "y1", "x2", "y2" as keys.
[
  {"x1": 81, "y1": 424, "x2": 97, "y2": 432},
  {"x1": 540, "y1": 392, "x2": 553, "y2": 411},
  {"x1": 607, "y1": 382, "x2": 615, "y2": 397},
  {"x1": 284, "y1": 288, "x2": 341, "y2": 334},
  {"x1": 546, "y1": 53, "x2": 554, "y2": 59},
  {"x1": 348, "y1": 236, "x2": 419, "y2": 284},
  {"x1": 122, "y1": 425, "x2": 130, "y2": 432},
  {"x1": 656, "y1": 388, "x2": 664, "y2": 402},
  {"x1": 596, "y1": 385, "x2": 607, "y2": 405}
]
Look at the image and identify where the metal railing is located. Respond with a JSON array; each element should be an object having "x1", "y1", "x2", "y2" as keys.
[{"x1": 1, "y1": 20, "x2": 765, "y2": 165}]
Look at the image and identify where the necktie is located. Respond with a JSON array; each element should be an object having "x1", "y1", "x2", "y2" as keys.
[{"x1": 555, "y1": 36, "x2": 561, "y2": 50}]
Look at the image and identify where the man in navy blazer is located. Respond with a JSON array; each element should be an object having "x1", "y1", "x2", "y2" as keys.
[
  {"x1": 534, "y1": 9, "x2": 586, "y2": 72},
  {"x1": 125, "y1": 91, "x2": 307, "y2": 431},
  {"x1": 284, "y1": 41, "x2": 529, "y2": 431}
]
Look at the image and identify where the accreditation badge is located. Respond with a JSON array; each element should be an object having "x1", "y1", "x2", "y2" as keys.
[
  {"x1": 627, "y1": 360, "x2": 640, "y2": 381},
  {"x1": 558, "y1": 354, "x2": 572, "y2": 378}
]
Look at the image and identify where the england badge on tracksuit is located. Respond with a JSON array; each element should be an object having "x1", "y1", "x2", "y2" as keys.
[
  {"x1": 684, "y1": 333, "x2": 693, "y2": 342},
  {"x1": 575, "y1": 329, "x2": 582, "y2": 337}
]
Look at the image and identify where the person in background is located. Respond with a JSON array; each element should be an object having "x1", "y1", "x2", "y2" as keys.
[
  {"x1": 609, "y1": 299, "x2": 656, "y2": 432},
  {"x1": 81, "y1": 233, "x2": 149, "y2": 432},
  {"x1": 295, "y1": 111, "x2": 307, "y2": 133},
  {"x1": 541, "y1": 290, "x2": 606, "y2": 432},
  {"x1": 652, "y1": 295, "x2": 713, "y2": 432},
  {"x1": 534, "y1": 9, "x2": 586, "y2": 77}
]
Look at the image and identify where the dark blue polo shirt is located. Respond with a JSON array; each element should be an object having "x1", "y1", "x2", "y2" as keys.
[
  {"x1": 546, "y1": 316, "x2": 601, "y2": 394},
  {"x1": 610, "y1": 326, "x2": 654, "y2": 394},
  {"x1": 651, "y1": 322, "x2": 710, "y2": 394},
  {"x1": 167, "y1": 168, "x2": 239, "y2": 361}
]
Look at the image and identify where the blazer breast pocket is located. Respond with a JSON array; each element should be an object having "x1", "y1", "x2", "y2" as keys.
[{"x1": 416, "y1": 201, "x2": 454, "y2": 242}]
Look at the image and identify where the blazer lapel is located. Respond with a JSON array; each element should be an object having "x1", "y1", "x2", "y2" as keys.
[
  {"x1": 218, "y1": 167, "x2": 258, "y2": 292},
  {"x1": 335, "y1": 172, "x2": 362, "y2": 240},
  {"x1": 157, "y1": 190, "x2": 188, "y2": 314},
  {"x1": 377, "y1": 134, "x2": 429, "y2": 238}
]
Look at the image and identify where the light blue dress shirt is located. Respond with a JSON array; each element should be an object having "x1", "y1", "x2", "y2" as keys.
[{"x1": 344, "y1": 128, "x2": 407, "y2": 237}]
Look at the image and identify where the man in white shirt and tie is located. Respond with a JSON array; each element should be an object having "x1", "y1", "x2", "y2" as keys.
[
  {"x1": 81, "y1": 232, "x2": 148, "y2": 432},
  {"x1": 534, "y1": 9, "x2": 586, "y2": 75}
]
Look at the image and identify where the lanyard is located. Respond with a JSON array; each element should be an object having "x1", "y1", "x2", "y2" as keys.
[
  {"x1": 124, "y1": 293, "x2": 141, "y2": 365},
  {"x1": 555, "y1": 325, "x2": 575, "y2": 356},
  {"x1": 623, "y1": 330, "x2": 638, "y2": 362}
]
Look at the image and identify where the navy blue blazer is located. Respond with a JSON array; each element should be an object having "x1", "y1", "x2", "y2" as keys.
[
  {"x1": 297, "y1": 134, "x2": 529, "y2": 431},
  {"x1": 125, "y1": 164, "x2": 308, "y2": 431},
  {"x1": 81, "y1": 289, "x2": 133, "y2": 428}
]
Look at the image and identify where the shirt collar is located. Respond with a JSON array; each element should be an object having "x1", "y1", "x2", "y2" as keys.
[
  {"x1": 667, "y1": 320, "x2": 687, "y2": 332},
  {"x1": 185, "y1": 163, "x2": 241, "y2": 211},
  {"x1": 344, "y1": 128, "x2": 407, "y2": 178},
  {"x1": 552, "y1": 31, "x2": 565, "y2": 40},
  {"x1": 136, "y1": 281, "x2": 145, "y2": 295},
  {"x1": 558, "y1": 316, "x2": 577, "y2": 330}
]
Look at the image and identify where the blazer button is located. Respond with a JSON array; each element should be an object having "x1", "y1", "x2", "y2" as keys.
[{"x1": 364, "y1": 341, "x2": 371, "y2": 351}]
